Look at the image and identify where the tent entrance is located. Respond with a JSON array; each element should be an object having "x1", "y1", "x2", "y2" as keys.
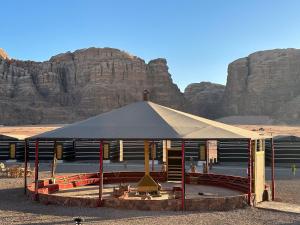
[{"x1": 167, "y1": 147, "x2": 182, "y2": 181}]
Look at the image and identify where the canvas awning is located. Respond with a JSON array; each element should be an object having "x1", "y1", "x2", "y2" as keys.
[
  {"x1": 0, "y1": 134, "x2": 19, "y2": 141},
  {"x1": 30, "y1": 101, "x2": 267, "y2": 140}
]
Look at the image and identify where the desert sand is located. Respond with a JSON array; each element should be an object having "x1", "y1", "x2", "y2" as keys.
[
  {"x1": 0, "y1": 125, "x2": 300, "y2": 224},
  {"x1": 0, "y1": 164, "x2": 299, "y2": 225},
  {"x1": 0, "y1": 124, "x2": 299, "y2": 140}
]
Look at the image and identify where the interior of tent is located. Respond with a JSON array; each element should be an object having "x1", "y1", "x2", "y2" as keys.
[{"x1": 25, "y1": 97, "x2": 275, "y2": 209}]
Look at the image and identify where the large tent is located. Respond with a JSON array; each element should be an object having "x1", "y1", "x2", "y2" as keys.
[
  {"x1": 30, "y1": 101, "x2": 263, "y2": 140},
  {"x1": 0, "y1": 134, "x2": 21, "y2": 161},
  {"x1": 26, "y1": 100, "x2": 274, "y2": 209}
]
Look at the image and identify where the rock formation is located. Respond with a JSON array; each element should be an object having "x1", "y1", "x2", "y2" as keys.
[
  {"x1": 1, "y1": 47, "x2": 300, "y2": 125},
  {"x1": 184, "y1": 82, "x2": 225, "y2": 118},
  {"x1": 0, "y1": 47, "x2": 185, "y2": 125},
  {"x1": 0, "y1": 48, "x2": 9, "y2": 60},
  {"x1": 222, "y1": 48, "x2": 300, "y2": 124}
]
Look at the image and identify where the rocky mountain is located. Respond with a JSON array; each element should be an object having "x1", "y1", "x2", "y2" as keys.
[
  {"x1": 0, "y1": 48, "x2": 9, "y2": 60},
  {"x1": 222, "y1": 48, "x2": 300, "y2": 124},
  {"x1": 184, "y1": 82, "x2": 225, "y2": 118},
  {"x1": 0, "y1": 47, "x2": 185, "y2": 125},
  {"x1": 1, "y1": 47, "x2": 300, "y2": 125}
]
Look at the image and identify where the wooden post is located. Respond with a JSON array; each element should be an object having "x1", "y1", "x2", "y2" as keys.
[
  {"x1": 248, "y1": 139, "x2": 252, "y2": 205},
  {"x1": 34, "y1": 140, "x2": 39, "y2": 201},
  {"x1": 119, "y1": 140, "x2": 123, "y2": 162},
  {"x1": 99, "y1": 140, "x2": 104, "y2": 206},
  {"x1": 144, "y1": 140, "x2": 150, "y2": 175},
  {"x1": 24, "y1": 140, "x2": 28, "y2": 194},
  {"x1": 271, "y1": 138, "x2": 275, "y2": 201},
  {"x1": 163, "y1": 140, "x2": 167, "y2": 163},
  {"x1": 181, "y1": 140, "x2": 185, "y2": 211}
]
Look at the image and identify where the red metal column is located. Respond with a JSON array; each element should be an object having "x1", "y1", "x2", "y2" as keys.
[
  {"x1": 206, "y1": 140, "x2": 209, "y2": 173},
  {"x1": 99, "y1": 140, "x2": 104, "y2": 206},
  {"x1": 271, "y1": 138, "x2": 275, "y2": 201},
  {"x1": 34, "y1": 140, "x2": 39, "y2": 201},
  {"x1": 181, "y1": 140, "x2": 185, "y2": 211},
  {"x1": 164, "y1": 140, "x2": 167, "y2": 163},
  {"x1": 247, "y1": 139, "x2": 252, "y2": 205},
  {"x1": 24, "y1": 140, "x2": 28, "y2": 194}
]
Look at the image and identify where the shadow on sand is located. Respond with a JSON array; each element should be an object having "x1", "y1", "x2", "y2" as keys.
[
  {"x1": 0, "y1": 186, "x2": 186, "y2": 225},
  {"x1": 0, "y1": 186, "x2": 299, "y2": 225}
]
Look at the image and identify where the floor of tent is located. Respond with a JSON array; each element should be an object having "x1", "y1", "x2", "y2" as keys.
[{"x1": 51, "y1": 182, "x2": 243, "y2": 200}]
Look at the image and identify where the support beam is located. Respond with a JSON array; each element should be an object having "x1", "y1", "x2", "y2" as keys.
[
  {"x1": 271, "y1": 138, "x2": 275, "y2": 201},
  {"x1": 206, "y1": 140, "x2": 209, "y2": 173},
  {"x1": 247, "y1": 139, "x2": 252, "y2": 205},
  {"x1": 24, "y1": 140, "x2": 28, "y2": 194},
  {"x1": 34, "y1": 140, "x2": 39, "y2": 201},
  {"x1": 119, "y1": 140, "x2": 123, "y2": 162},
  {"x1": 163, "y1": 140, "x2": 167, "y2": 163},
  {"x1": 99, "y1": 140, "x2": 104, "y2": 206},
  {"x1": 144, "y1": 140, "x2": 150, "y2": 175},
  {"x1": 136, "y1": 140, "x2": 158, "y2": 193},
  {"x1": 181, "y1": 140, "x2": 185, "y2": 211}
]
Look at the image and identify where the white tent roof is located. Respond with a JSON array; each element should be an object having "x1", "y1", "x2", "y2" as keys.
[{"x1": 30, "y1": 101, "x2": 266, "y2": 140}]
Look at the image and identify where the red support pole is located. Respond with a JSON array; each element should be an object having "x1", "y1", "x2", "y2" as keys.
[
  {"x1": 34, "y1": 140, "x2": 39, "y2": 201},
  {"x1": 271, "y1": 138, "x2": 275, "y2": 201},
  {"x1": 206, "y1": 140, "x2": 209, "y2": 173},
  {"x1": 247, "y1": 139, "x2": 252, "y2": 205},
  {"x1": 99, "y1": 140, "x2": 104, "y2": 206},
  {"x1": 24, "y1": 140, "x2": 28, "y2": 194},
  {"x1": 164, "y1": 140, "x2": 167, "y2": 163},
  {"x1": 181, "y1": 140, "x2": 185, "y2": 211}
]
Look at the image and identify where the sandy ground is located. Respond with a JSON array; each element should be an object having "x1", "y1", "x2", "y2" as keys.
[
  {"x1": 0, "y1": 125, "x2": 61, "y2": 139},
  {"x1": 236, "y1": 125, "x2": 300, "y2": 137},
  {"x1": 1, "y1": 124, "x2": 300, "y2": 139},
  {"x1": 0, "y1": 164, "x2": 300, "y2": 225},
  {"x1": 53, "y1": 182, "x2": 242, "y2": 200}
]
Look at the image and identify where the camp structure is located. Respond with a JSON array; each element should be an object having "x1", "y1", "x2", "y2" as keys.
[
  {"x1": 0, "y1": 134, "x2": 24, "y2": 161},
  {"x1": 266, "y1": 135, "x2": 300, "y2": 166},
  {"x1": 217, "y1": 135, "x2": 300, "y2": 166},
  {"x1": 27, "y1": 140, "x2": 75, "y2": 162},
  {"x1": 218, "y1": 139, "x2": 251, "y2": 163},
  {"x1": 26, "y1": 94, "x2": 273, "y2": 209},
  {"x1": 74, "y1": 140, "x2": 119, "y2": 161}
]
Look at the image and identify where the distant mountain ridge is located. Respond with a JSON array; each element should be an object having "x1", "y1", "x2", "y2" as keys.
[
  {"x1": 0, "y1": 47, "x2": 185, "y2": 125},
  {"x1": 0, "y1": 47, "x2": 299, "y2": 125},
  {"x1": 222, "y1": 48, "x2": 300, "y2": 124}
]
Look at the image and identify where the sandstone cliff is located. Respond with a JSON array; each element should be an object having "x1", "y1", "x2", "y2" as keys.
[
  {"x1": 184, "y1": 82, "x2": 225, "y2": 118},
  {"x1": 222, "y1": 48, "x2": 300, "y2": 124},
  {"x1": 1, "y1": 47, "x2": 300, "y2": 125},
  {"x1": 0, "y1": 47, "x2": 185, "y2": 125},
  {"x1": 0, "y1": 48, "x2": 9, "y2": 60}
]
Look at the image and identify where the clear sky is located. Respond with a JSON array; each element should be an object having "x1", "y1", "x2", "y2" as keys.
[{"x1": 2, "y1": 0, "x2": 300, "y2": 91}]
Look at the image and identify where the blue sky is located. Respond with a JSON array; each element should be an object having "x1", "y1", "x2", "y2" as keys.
[{"x1": 1, "y1": 0, "x2": 300, "y2": 91}]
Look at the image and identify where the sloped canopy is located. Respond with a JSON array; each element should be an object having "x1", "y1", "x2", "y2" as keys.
[
  {"x1": 30, "y1": 101, "x2": 266, "y2": 140},
  {"x1": 0, "y1": 134, "x2": 18, "y2": 141},
  {"x1": 0, "y1": 134, "x2": 19, "y2": 141}
]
